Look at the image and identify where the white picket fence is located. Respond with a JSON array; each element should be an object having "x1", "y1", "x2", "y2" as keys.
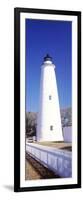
[{"x1": 26, "y1": 143, "x2": 72, "y2": 178}]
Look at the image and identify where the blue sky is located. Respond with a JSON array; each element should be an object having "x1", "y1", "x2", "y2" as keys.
[{"x1": 25, "y1": 19, "x2": 72, "y2": 112}]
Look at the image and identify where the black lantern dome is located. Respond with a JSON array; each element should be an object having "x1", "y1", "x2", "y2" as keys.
[{"x1": 44, "y1": 54, "x2": 52, "y2": 62}]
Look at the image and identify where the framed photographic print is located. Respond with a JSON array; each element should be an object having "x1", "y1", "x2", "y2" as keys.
[{"x1": 14, "y1": 7, "x2": 81, "y2": 192}]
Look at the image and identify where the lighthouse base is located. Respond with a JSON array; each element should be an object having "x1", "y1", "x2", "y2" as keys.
[{"x1": 37, "y1": 134, "x2": 63, "y2": 142}]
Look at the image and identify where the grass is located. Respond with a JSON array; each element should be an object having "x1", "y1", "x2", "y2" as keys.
[{"x1": 36, "y1": 141, "x2": 72, "y2": 151}]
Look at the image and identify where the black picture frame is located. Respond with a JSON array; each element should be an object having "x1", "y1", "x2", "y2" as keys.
[{"x1": 14, "y1": 7, "x2": 81, "y2": 192}]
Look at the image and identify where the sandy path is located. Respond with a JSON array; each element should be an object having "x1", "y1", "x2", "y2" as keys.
[{"x1": 25, "y1": 154, "x2": 60, "y2": 180}]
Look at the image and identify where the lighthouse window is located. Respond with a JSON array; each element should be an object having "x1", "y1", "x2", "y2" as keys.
[
  {"x1": 49, "y1": 95, "x2": 52, "y2": 100},
  {"x1": 50, "y1": 125, "x2": 53, "y2": 130}
]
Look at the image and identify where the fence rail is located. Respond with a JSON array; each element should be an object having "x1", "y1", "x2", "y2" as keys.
[{"x1": 26, "y1": 143, "x2": 72, "y2": 178}]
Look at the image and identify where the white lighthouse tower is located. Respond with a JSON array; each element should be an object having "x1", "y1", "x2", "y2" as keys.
[{"x1": 37, "y1": 54, "x2": 63, "y2": 141}]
